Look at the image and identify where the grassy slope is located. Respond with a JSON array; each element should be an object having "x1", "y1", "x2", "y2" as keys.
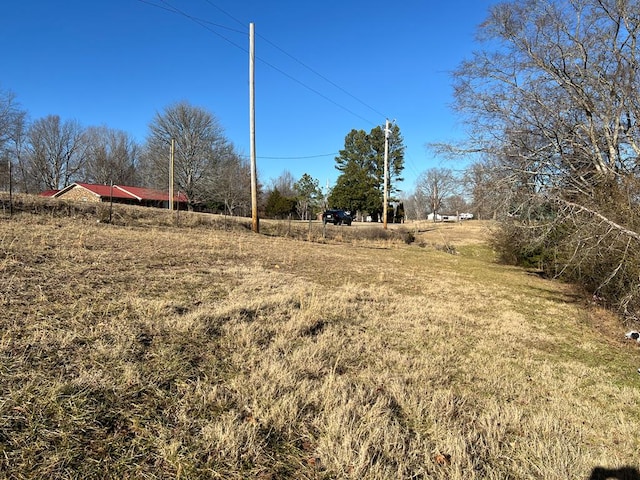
[{"x1": 0, "y1": 211, "x2": 639, "y2": 479}]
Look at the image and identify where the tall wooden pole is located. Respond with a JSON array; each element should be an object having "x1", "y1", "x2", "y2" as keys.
[
  {"x1": 383, "y1": 119, "x2": 390, "y2": 229},
  {"x1": 169, "y1": 138, "x2": 175, "y2": 211},
  {"x1": 249, "y1": 22, "x2": 259, "y2": 233}
]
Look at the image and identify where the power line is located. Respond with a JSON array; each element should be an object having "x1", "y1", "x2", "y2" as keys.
[
  {"x1": 200, "y1": 0, "x2": 384, "y2": 120},
  {"x1": 199, "y1": 0, "x2": 388, "y2": 120},
  {"x1": 139, "y1": 0, "x2": 242, "y2": 34},
  {"x1": 255, "y1": 153, "x2": 339, "y2": 160},
  {"x1": 138, "y1": 0, "x2": 247, "y2": 51},
  {"x1": 254, "y1": 57, "x2": 377, "y2": 125},
  {"x1": 136, "y1": 0, "x2": 398, "y2": 167},
  {"x1": 257, "y1": 35, "x2": 388, "y2": 120},
  {"x1": 137, "y1": 0, "x2": 383, "y2": 125},
  {"x1": 159, "y1": 0, "x2": 248, "y2": 49},
  {"x1": 201, "y1": 0, "x2": 246, "y2": 28}
]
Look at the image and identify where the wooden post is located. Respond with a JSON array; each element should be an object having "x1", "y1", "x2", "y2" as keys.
[
  {"x1": 109, "y1": 181, "x2": 113, "y2": 223},
  {"x1": 176, "y1": 190, "x2": 181, "y2": 226},
  {"x1": 8, "y1": 159, "x2": 13, "y2": 217},
  {"x1": 169, "y1": 138, "x2": 175, "y2": 211}
]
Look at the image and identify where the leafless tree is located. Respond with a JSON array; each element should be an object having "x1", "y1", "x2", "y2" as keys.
[
  {"x1": 415, "y1": 168, "x2": 459, "y2": 221},
  {"x1": 10, "y1": 114, "x2": 31, "y2": 193},
  {"x1": 269, "y1": 170, "x2": 297, "y2": 198},
  {"x1": 0, "y1": 88, "x2": 27, "y2": 192},
  {"x1": 452, "y1": 0, "x2": 640, "y2": 318},
  {"x1": 462, "y1": 159, "x2": 515, "y2": 220},
  {"x1": 445, "y1": 194, "x2": 470, "y2": 216},
  {"x1": 83, "y1": 126, "x2": 139, "y2": 185},
  {"x1": 209, "y1": 149, "x2": 252, "y2": 216},
  {"x1": 0, "y1": 89, "x2": 22, "y2": 148},
  {"x1": 456, "y1": 0, "x2": 640, "y2": 198},
  {"x1": 141, "y1": 101, "x2": 233, "y2": 210},
  {"x1": 26, "y1": 115, "x2": 87, "y2": 191},
  {"x1": 402, "y1": 191, "x2": 427, "y2": 221}
]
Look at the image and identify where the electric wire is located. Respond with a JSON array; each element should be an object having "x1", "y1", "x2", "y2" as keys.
[
  {"x1": 251, "y1": 153, "x2": 339, "y2": 160},
  {"x1": 136, "y1": 0, "x2": 400, "y2": 171},
  {"x1": 201, "y1": 0, "x2": 388, "y2": 120},
  {"x1": 155, "y1": 0, "x2": 247, "y2": 52},
  {"x1": 138, "y1": 0, "x2": 243, "y2": 34},
  {"x1": 137, "y1": 0, "x2": 383, "y2": 126},
  {"x1": 201, "y1": 0, "x2": 245, "y2": 28}
]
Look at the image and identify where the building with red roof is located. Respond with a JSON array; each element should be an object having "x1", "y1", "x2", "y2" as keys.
[
  {"x1": 53, "y1": 183, "x2": 188, "y2": 209},
  {"x1": 39, "y1": 189, "x2": 60, "y2": 197}
]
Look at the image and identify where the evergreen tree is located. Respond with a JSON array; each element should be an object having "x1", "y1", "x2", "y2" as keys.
[
  {"x1": 265, "y1": 187, "x2": 296, "y2": 219},
  {"x1": 329, "y1": 125, "x2": 404, "y2": 221},
  {"x1": 293, "y1": 173, "x2": 322, "y2": 220},
  {"x1": 394, "y1": 202, "x2": 405, "y2": 223}
]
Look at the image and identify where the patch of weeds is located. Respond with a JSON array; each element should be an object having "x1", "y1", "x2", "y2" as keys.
[
  {"x1": 401, "y1": 230, "x2": 415, "y2": 244},
  {"x1": 434, "y1": 243, "x2": 457, "y2": 255}
]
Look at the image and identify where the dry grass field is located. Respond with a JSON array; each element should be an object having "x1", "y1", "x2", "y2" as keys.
[{"x1": 1, "y1": 198, "x2": 639, "y2": 479}]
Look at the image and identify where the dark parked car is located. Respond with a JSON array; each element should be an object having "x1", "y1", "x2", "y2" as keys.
[{"x1": 322, "y1": 209, "x2": 352, "y2": 226}]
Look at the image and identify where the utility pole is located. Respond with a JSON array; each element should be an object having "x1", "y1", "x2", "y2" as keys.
[
  {"x1": 383, "y1": 118, "x2": 390, "y2": 229},
  {"x1": 249, "y1": 22, "x2": 259, "y2": 233},
  {"x1": 169, "y1": 138, "x2": 175, "y2": 211}
]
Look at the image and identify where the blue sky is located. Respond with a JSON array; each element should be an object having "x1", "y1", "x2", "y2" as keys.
[{"x1": 2, "y1": 0, "x2": 495, "y2": 194}]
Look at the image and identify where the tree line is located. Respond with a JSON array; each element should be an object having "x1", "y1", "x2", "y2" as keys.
[
  {"x1": 1, "y1": 85, "x2": 486, "y2": 224},
  {"x1": 0, "y1": 96, "x2": 251, "y2": 214},
  {"x1": 0, "y1": 89, "x2": 413, "y2": 221}
]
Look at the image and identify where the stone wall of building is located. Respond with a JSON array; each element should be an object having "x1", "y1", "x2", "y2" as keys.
[{"x1": 57, "y1": 187, "x2": 102, "y2": 203}]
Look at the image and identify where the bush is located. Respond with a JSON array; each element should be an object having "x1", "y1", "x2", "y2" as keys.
[
  {"x1": 402, "y1": 230, "x2": 415, "y2": 245},
  {"x1": 491, "y1": 210, "x2": 640, "y2": 321}
]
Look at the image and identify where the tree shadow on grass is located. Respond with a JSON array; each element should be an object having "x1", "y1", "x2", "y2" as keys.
[
  {"x1": 589, "y1": 466, "x2": 640, "y2": 480},
  {"x1": 525, "y1": 283, "x2": 585, "y2": 305}
]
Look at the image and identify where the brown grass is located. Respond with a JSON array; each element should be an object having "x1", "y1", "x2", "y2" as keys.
[{"x1": 1, "y1": 197, "x2": 639, "y2": 479}]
